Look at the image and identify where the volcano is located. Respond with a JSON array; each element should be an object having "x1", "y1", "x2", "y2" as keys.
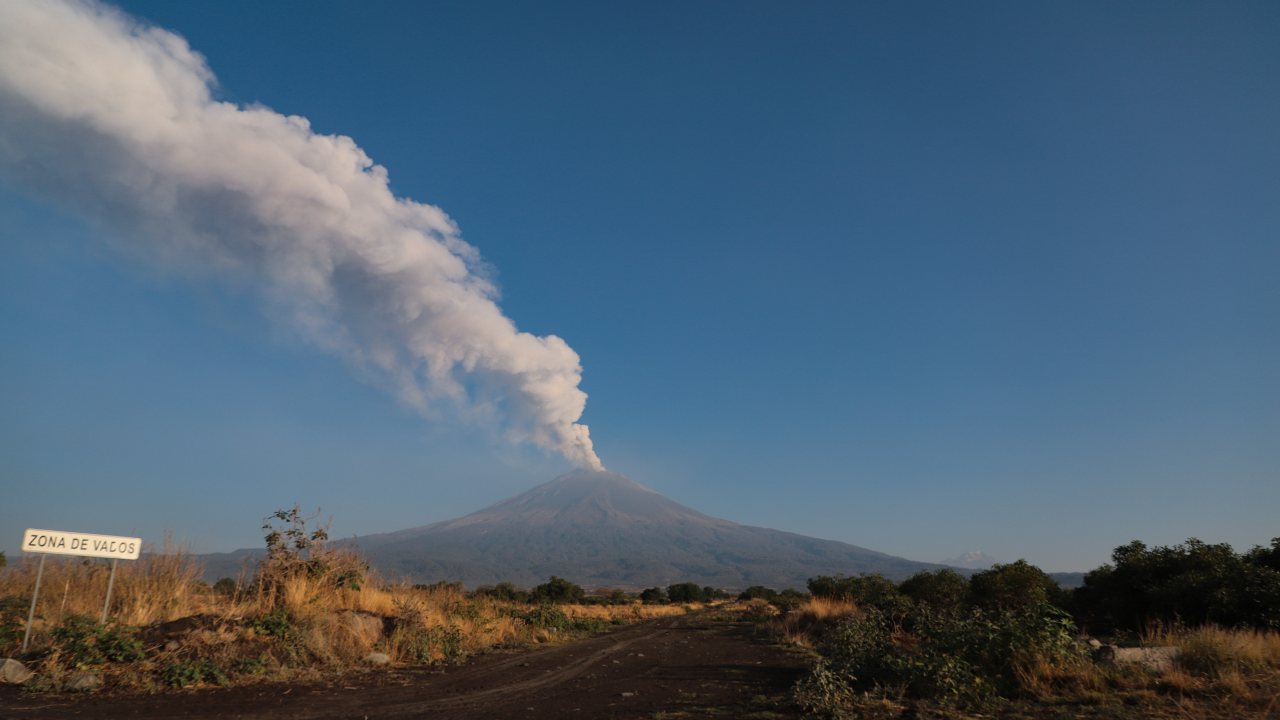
[{"x1": 326, "y1": 470, "x2": 944, "y2": 590}]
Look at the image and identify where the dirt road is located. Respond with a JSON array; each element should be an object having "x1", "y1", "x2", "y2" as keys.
[{"x1": 0, "y1": 613, "x2": 811, "y2": 719}]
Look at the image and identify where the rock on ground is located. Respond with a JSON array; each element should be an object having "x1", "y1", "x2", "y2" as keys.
[
  {"x1": 0, "y1": 659, "x2": 33, "y2": 685},
  {"x1": 65, "y1": 672, "x2": 102, "y2": 692}
]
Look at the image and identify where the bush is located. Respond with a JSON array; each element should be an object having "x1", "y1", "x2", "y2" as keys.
[
  {"x1": 639, "y1": 587, "x2": 667, "y2": 604},
  {"x1": 161, "y1": 659, "x2": 228, "y2": 687},
  {"x1": 808, "y1": 574, "x2": 912, "y2": 620},
  {"x1": 522, "y1": 604, "x2": 571, "y2": 632},
  {"x1": 249, "y1": 609, "x2": 293, "y2": 640},
  {"x1": 530, "y1": 576, "x2": 585, "y2": 604},
  {"x1": 969, "y1": 560, "x2": 1063, "y2": 616},
  {"x1": 666, "y1": 582, "x2": 705, "y2": 603},
  {"x1": 0, "y1": 595, "x2": 26, "y2": 652},
  {"x1": 50, "y1": 615, "x2": 145, "y2": 667},
  {"x1": 473, "y1": 582, "x2": 529, "y2": 603},
  {"x1": 797, "y1": 603, "x2": 1085, "y2": 713},
  {"x1": 256, "y1": 506, "x2": 369, "y2": 605},
  {"x1": 899, "y1": 569, "x2": 968, "y2": 613},
  {"x1": 738, "y1": 586, "x2": 779, "y2": 603}
]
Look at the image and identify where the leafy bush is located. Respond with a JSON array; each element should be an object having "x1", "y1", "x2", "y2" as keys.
[
  {"x1": 256, "y1": 506, "x2": 368, "y2": 602},
  {"x1": 639, "y1": 587, "x2": 667, "y2": 604},
  {"x1": 796, "y1": 603, "x2": 1086, "y2": 713},
  {"x1": 0, "y1": 595, "x2": 27, "y2": 652},
  {"x1": 667, "y1": 582, "x2": 705, "y2": 603},
  {"x1": 50, "y1": 615, "x2": 145, "y2": 667},
  {"x1": 969, "y1": 560, "x2": 1064, "y2": 616},
  {"x1": 161, "y1": 659, "x2": 228, "y2": 687},
  {"x1": 808, "y1": 574, "x2": 912, "y2": 620},
  {"x1": 522, "y1": 604, "x2": 571, "y2": 632},
  {"x1": 738, "y1": 585, "x2": 779, "y2": 602},
  {"x1": 899, "y1": 569, "x2": 968, "y2": 613},
  {"x1": 530, "y1": 576, "x2": 585, "y2": 604},
  {"x1": 473, "y1": 582, "x2": 528, "y2": 603},
  {"x1": 249, "y1": 609, "x2": 293, "y2": 640}
]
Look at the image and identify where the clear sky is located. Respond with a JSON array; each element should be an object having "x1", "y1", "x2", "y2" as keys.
[{"x1": 1, "y1": 0, "x2": 1276, "y2": 573}]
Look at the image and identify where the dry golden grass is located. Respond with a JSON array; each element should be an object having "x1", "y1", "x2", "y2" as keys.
[
  {"x1": 0, "y1": 539, "x2": 697, "y2": 692},
  {"x1": 0, "y1": 540, "x2": 216, "y2": 631},
  {"x1": 772, "y1": 596, "x2": 859, "y2": 648},
  {"x1": 562, "y1": 602, "x2": 690, "y2": 622}
]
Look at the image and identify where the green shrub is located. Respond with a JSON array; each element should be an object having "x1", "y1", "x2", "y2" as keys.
[
  {"x1": 738, "y1": 586, "x2": 779, "y2": 602},
  {"x1": 249, "y1": 609, "x2": 293, "y2": 640},
  {"x1": 808, "y1": 574, "x2": 912, "y2": 620},
  {"x1": 50, "y1": 615, "x2": 145, "y2": 667},
  {"x1": 522, "y1": 604, "x2": 571, "y2": 632},
  {"x1": 530, "y1": 576, "x2": 585, "y2": 604},
  {"x1": 161, "y1": 659, "x2": 228, "y2": 687},
  {"x1": 667, "y1": 582, "x2": 705, "y2": 603},
  {"x1": 0, "y1": 595, "x2": 27, "y2": 652},
  {"x1": 899, "y1": 569, "x2": 969, "y2": 613},
  {"x1": 969, "y1": 560, "x2": 1063, "y2": 616},
  {"x1": 639, "y1": 587, "x2": 667, "y2": 604},
  {"x1": 797, "y1": 603, "x2": 1085, "y2": 713},
  {"x1": 473, "y1": 582, "x2": 528, "y2": 603}
]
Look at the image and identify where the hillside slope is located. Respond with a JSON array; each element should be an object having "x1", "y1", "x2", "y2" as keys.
[{"x1": 333, "y1": 470, "x2": 945, "y2": 589}]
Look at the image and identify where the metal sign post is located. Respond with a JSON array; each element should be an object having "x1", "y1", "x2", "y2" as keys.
[
  {"x1": 20, "y1": 555, "x2": 46, "y2": 653},
  {"x1": 101, "y1": 559, "x2": 119, "y2": 623},
  {"x1": 19, "y1": 528, "x2": 141, "y2": 653}
]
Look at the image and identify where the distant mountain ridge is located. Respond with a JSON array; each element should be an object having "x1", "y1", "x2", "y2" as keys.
[{"x1": 202, "y1": 470, "x2": 951, "y2": 590}]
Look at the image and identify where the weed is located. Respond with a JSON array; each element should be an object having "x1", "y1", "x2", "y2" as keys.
[
  {"x1": 50, "y1": 615, "x2": 145, "y2": 667},
  {"x1": 161, "y1": 659, "x2": 228, "y2": 688},
  {"x1": 249, "y1": 609, "x2": 293, "y2": 640}
]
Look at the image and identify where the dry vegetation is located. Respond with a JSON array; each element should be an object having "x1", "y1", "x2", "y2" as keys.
[
  {"x1": 774, "y1": 597, "x2": 1280, "y2": 719},
  {"x1": 0, "y1": 529, "x2": 690, "y2": 693}
]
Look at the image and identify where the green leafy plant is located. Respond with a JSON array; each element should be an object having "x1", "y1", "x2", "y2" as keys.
[
  {"x1": 50, "y1": 615, "x2": 145, "y2": 667},
  {"x1": 0, "y1": 595, "x2": 27, "y2": 652},
  {"x1": 161, "y1": 659, "x2": 228, "y2": 687},
  {"x1": 249, "y1": 609, "x2": 293, "y2": 640},
  {"x1": 522, "y1": 604, "x2": 571, "y2": 632}
]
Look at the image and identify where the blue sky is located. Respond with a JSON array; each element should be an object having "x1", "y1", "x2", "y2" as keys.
[{"x1": 1, "y1": 0, "x2": 1276, "y2": 573}]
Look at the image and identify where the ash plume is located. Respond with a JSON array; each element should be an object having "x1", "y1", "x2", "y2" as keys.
[{"x1": 0, "y1": 0, "x2": 604, "y2": 470}]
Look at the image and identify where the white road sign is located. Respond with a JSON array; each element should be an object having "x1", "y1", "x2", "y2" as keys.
[{"x1": 22, "y1": 528, "x2": 141, "y2": 560}]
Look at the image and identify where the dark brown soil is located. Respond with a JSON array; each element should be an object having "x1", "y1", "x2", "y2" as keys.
[{"x1": 0, "y1": 613, "x2": 811, "y2": 719}]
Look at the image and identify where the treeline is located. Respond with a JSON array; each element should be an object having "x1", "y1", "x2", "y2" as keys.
[
  {"x1": 431, "y1": 536, "x2": 1280, "y2": 632},
  {"x1": 799, "y1": 537, "x2": 1280, "y2": 633}
]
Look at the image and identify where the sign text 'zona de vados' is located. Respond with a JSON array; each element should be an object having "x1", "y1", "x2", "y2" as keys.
[{"x1": 23, "y1": 528, "x2": 141, "y2": 560}]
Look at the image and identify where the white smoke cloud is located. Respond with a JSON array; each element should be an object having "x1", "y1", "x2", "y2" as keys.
[{"x1": 0, "y1": 0, "x2": 604, "y2": 470}]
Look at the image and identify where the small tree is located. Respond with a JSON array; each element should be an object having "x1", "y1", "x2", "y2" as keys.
[
  {"x1": 530, "y1": 576, "x2": 585, "y2": 604},
  {"x1": 969, "y1": 560, "x2": 1060, "y2": 615},
  {"x1": 739, "y1": 585, "x2": 779, "y2": 602},
  {"x1": 667, "y1": 582, "x2": 705, "y2": 603},
  {"x1": 256, "y1": 505, "x2": 366, "y2": 605},
  {"x1": 475, "y1": 582, "x2": 528, "y2": 603},
  {"x1": 640, "y1": 587, "x2": 667, "y2": 604},
  {"x1": 899, "y1": 569, "x2": 969, "y2": 613}
]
